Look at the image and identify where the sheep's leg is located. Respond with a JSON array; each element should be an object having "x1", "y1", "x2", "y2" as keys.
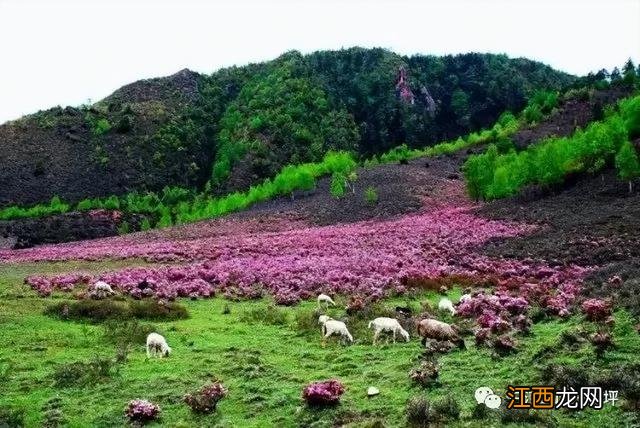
[
  {"x1": 322, "y1": 332, "x2": 330, "y2": 348},
  {"x1": 393, "y1": 330, "x2": 397, "y2": 343},
  {"x1": 373, "y1": 330, "x2": 380, "y2": 345}
]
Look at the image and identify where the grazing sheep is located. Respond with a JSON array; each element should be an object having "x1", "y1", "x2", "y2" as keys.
[
  {"x1": 318, "y1": 315, "x2": 332, "y2": 325},
  {"x1": 438, "y1": 297, "x2": 456, "y2": 315},
  {"x1": 317, "y1": 293, "x2": 336, "y2": 308},
  {"x1": 146, "y1": 333, "x2": 172, "y2": 358},
  {"x1": 318, "y1": 317, "x2": 353, "y2": 345},
  {"x1": 416, "y1": 318, "x2": 465, "y2": 349},
  {"x1": 368, "y1": 317, "x2": 410, "y2": 344},
  {"x1": 91, "y1": 281, "x2": 115, "y2": 299}
]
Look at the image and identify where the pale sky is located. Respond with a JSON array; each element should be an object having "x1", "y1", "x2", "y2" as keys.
[{"x1": 1, "y1": 0, "x2": 639, "y2": 124}]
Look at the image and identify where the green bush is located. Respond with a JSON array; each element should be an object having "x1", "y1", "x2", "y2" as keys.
[
  {"x1": 129, "y1": 299, "x2": 189, "y2": 321},
  {"x1": 294, "y1": 308, "x2": 321, "y2": 336},
  {"x1": 240, "y1": 303, "x2": 289, "y2": 326},
  {"x1": 45, "y1": 299, "x2": 188, "y2": 323},
  {"x1": 364, "y1": 186, "x2": 378, "y2": 204},
  {"x1": 42, "y1": 396, "x2": 65, "y2": 428},
  {"x1": 0, "y1": 406, "x2": 25, "y2": 428},
  {"x1": 53, "y1": 357, "x2": 118, "y2": 387},
  {"x1": 406, "y1": 396, "x2": 431, "y2": 426},
  {"x1": 115, "y1": 115, "x2": 133, "y2": 133},
  {"x1": 464, "y1": 95, "x2": 638, "y2": 200},
  {"x1": 620, "y1": 96, "x2": 640, "y2": 139},
  {"x1": 431, "y1": 395, "x2": 460, "y2": 421},
  {"x1": 523, "y1": 104, "x2": 543, "y2": 124},
  {"x1": 615, "y1": 141, "x2": 640, "y2": 192},
  {"x1": 330, "y1": 173, "x2": 346, "y2": 198},
  {"x1": 140, "y1": 218, "x2": 152, "y2": 231},
  {"x1": 117, "y1": 221, "x2": 130, "y2": 235},
  {"x1": 93, "y1": 118, "x2": 111, "y2": 136},
  {"x1": 102, "y1": 320, "x2": 157, "y2": 347}
]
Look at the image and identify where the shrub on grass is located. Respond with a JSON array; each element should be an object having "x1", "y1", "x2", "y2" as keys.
[
  {"x1": 129, "y1": 299, "x2": 189, "y2": 321},
  {"x1": 540, "y1": 363, "x2": 589, "y2": 389},
  {"x1": 499, "y1": 408, "x2": 556, "y2": 425},
  {"x1": 302, "y1": 380, "x2": 345, "y2": 406},
  {"x1": 590, "y1": 331, "x2": 614, "y2": 357},
  {"x1": 295, "y1": 308, "x2": 321, "y2": 335},
  {"x1": 42, "y1": 397, "x2": 65, "y2": 428},
  {"x1": 53, "y1": 357, "x2": 118, "y2": 387},
  {"x1": 406, "y1": 396, "x2": 431, "y2": 426},
  {"x1": 102, "y1": 320, "x2": 157, "y2": 347},
  {"x1": 240, "y1": 303, "x2": 288, "y2": 326},
  {"x1": 471, "y1": 403, "x2": 488, "y2": 420},
  {"x1": 45, "y1": 299, "x2": 129, "y2": 322},
  {"x1": 431, "y1": 395, "x2": 460, "y2": 421},
  {"x1": 409, "y1": 360, "x2": 439, "y2": 387},
  {"x1": 124, "y1": 399, "x2": 160, "y2": 425},
  {"x1": 0, "y1": 406, "x2": 25, "y2": 428},
  {"x1": 184, "y1": 381, "x2": 228, "y2": 413},
  {"x1": 492, "y1": 335, "x2": 517, "y2": 355},
  {"x1": 45, "y1": 299, "x2": 188, "y2": 323}
]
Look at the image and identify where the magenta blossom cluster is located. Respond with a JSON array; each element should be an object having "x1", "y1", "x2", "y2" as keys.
[
  {"x1": 302, "y1": 379, "x2": 345, "y2": 406},
  {"x1": 581, "y1": 298, "x2": 612, "y2": 322},
  {"x1": 20, "y1": 207, "x2": 564, "y2": 303},
  {"x1": 124, "y1": 399, "x2": 160, "y2": 424}
]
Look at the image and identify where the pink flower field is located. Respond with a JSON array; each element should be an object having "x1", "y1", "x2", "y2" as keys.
[{"x1": 2, "y1": 203, "x2": 590, "y2": 320}]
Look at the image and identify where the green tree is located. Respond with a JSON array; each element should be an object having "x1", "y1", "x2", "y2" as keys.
[
  {"x1": 615, "y1": 141, "x2": 640, "y2": 193},
  {"x1": 622, "y1": 59, "x2": 637, "y2": 86}
]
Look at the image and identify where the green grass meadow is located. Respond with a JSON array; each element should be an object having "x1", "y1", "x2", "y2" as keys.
[{"x1": 1, "y1": 261, "x2": 638, "y2": 427}]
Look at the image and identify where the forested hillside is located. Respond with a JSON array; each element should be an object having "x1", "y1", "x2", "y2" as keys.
[{"x1": 0, "y1": 48, "x2": 573, "y2": 206}]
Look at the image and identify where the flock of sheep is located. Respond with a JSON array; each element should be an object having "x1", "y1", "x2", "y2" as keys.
[
  {"x1": 83, "y1": 279, "x2": 469, "y2": 358},
  {"x1": 315, "y1": 293, "x2": 468, "y2": 348}
]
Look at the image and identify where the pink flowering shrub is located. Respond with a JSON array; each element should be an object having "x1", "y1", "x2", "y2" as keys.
[
  {"x1": 124, "y1": 399, "x2": 160, "y2": 424},
  {"x1": 184, "y1": 381, "x2": 227, "y2": 413},
  {"x1": 302, "y1": 379, "x2": 345, "y2": 406},
  {"x1": 581, "y1": 299, "x2": 611, "y2": 322},
  {"x1": 4, "y1": 200, "x2": 593, "y2": 337}
]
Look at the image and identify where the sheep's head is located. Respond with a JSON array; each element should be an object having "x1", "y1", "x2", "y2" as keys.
[
  {"x1": 163, "y1": 346, "x2": 172, "y2": 357},
  {"x1": 318, "y1": 315, "x2": 331, "y2": 325},
  {"x1": 400, "y1": 329, "x2": 410, "y2": 342}
]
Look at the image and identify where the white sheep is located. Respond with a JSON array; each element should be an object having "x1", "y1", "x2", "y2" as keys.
[
  {"x1": 146, "y1": 333, "x2": 172, "y2": 358},
  {"x1": 91, "y1": 280, "x2": 116, "y2": 299},
  {"x1": 368, "y1": 317, "x2": 410, "y2": 344},
  {"x1": 438, "y1": 297, "x2": 456, "y2": 315},
  {"x1": 318, "y1": 315, "x2": 332, "y2": 325},
  {"x1": 318, "y1": 317, "x2": 353, "y2": 345},
  {"x1": 317, "y1": 293, "x2": 336, "y2": 308}
]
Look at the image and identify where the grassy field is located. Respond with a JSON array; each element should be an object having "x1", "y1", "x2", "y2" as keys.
[{"x1": 1, "y1": 261, "x2": 638, "y2": 427}]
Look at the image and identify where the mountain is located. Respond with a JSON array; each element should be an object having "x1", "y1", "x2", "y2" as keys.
[{"x1": 0, "y1": 48, "x2": 575, "y2": 206}]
